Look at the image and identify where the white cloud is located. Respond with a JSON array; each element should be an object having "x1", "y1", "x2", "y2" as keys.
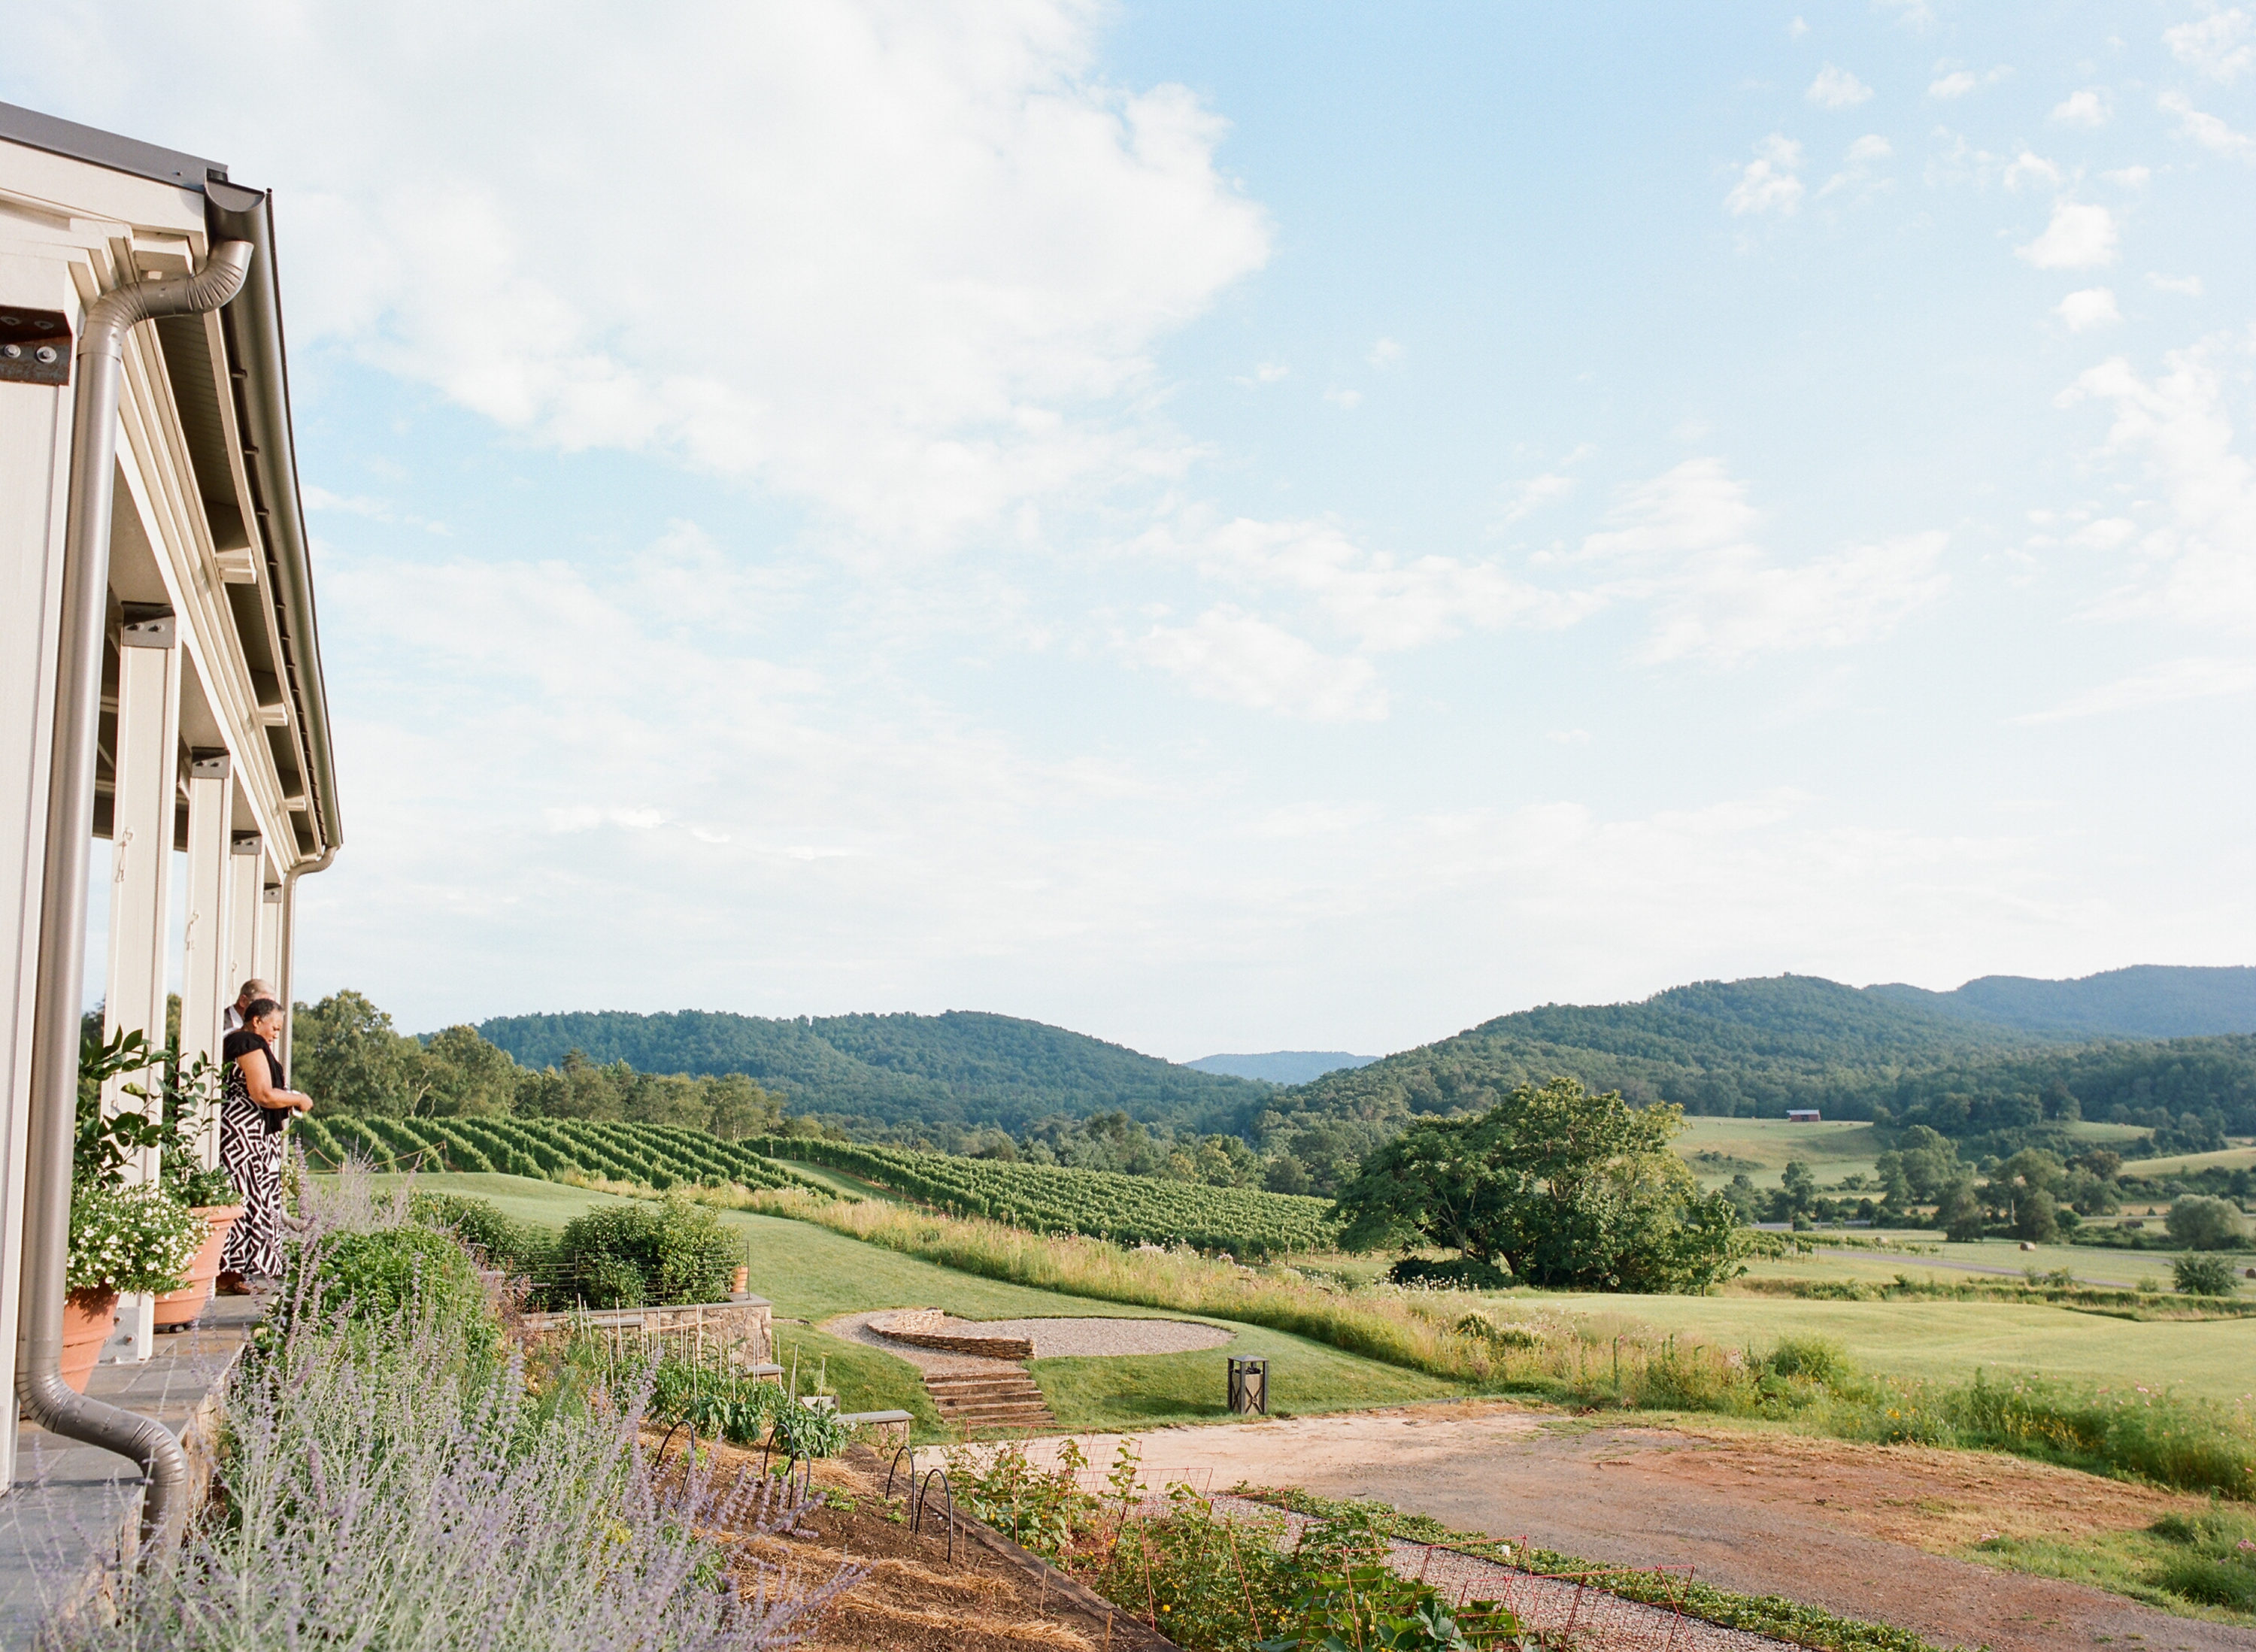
[
  {"x1": 2164, "y1": 7, "x2": 2254, "y2": 82},
  {"x1": 2104, "y1": 165, "x2": 2153, "y2": 187},
  {"x1": 2015, "y1": 656, "x2": 2256, "y2": 722},
  {"x1": 1498, "y1": 446, "x2": 1596, "y2": 526},
  {"x1": 1726, "y1": 135, "x2": 1806, "y2": 215},
  {"x1": 2149, "y1": 271, "x2": 2205, "y2": 295},
  {"x1": 2003, "y1": 150, "x2": 2063, "y2": 192},
  {"x1": 16, "y1": 3, "x2": 1271, "y2": 549},
  {"x1": 2160, "y1": 90, "x2": 2256, "y2": 159},
  {"x1": 2056, "y1": 337, "x2": 2256, "y2": 630},
  {"x1": 1324, "y1": 387, "x2": 1363, "y2": 410},
  {"x1": 2016, "y1": 201, "x2": 2120, "y2": 268},
  {"x1": 1577, "y1": 459, "x2": 1949, "y2": 665},
  {"x1": 2050, "y1": 87, "x2": 2112, "y2": 126},
  {"x1": 1930, "y1": 70, "x2": 1979, "y2": 99},
  {"x1": 1233, "y1": 362, "x2": 1290, "y2": 386},
  {"x1": 1820, "y1": 134, "x2": 1894, "y2": 196},
  {"x1": 1131, "y1": 607, "x2": 1384, "y2": 721},
  {"x1": 1367, "y1": 338, "x2": 1404, "y2": 369},
  {"x1": 1807, "y1": 64, "x2": 1875, "y2": 108},
  {"x1": 1788, "y1": 16, "x2": 1809, "y2": 38},
  {"x1": 1189, "y1": 517, "x2": 1588, "y2": 652},
  {"x1": 2055, "y1": 287, "x2": 2121, "y2": 331}
]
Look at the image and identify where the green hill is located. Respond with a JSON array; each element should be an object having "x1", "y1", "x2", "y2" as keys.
[
  {"x1": 475, "y1": 1007, "x2": 1268, "y2": 1135},
  {"x1": 1869, "y1": 965, "x2": 2256, "y2": 1039},
  {"x1": 1260, "y1": 976, "x2": 2256, "y2": 1173}
]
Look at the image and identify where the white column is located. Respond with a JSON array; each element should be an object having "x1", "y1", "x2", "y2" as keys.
[
  {"x1": 0, "y1": 277, "x2": 80, "y2": 1491},
  {"x1": 178, "y1": 751, "x2": 234, "y2": 1169},
  {"x1": 102, "y1": 607, "x2": 181, "y2": 1362},
  {"x1": 256, "y1": 868, "x2": 284, "y2": 998},
  {"x1": 227, "y1": 830, "x2": 263, "y2": 995}
]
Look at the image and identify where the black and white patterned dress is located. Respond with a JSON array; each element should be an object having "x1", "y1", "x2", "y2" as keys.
[{"x1": 218, "y1": 1029, "x2": 290, "y2": 1278}]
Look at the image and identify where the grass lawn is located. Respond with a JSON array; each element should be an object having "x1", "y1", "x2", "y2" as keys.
[
  {"x1": 1671, "y1": 1117, "x2": 1885, "y2": 1190},
  {"x1": 1033, "y1": 1323, "x2": 1458, "y2": 1431},
  {"x1": 766, "y1": 1158, "x2": 902, "y2": 1202},
  {"x1": 378, "y1": 1173, "x2": 1466, "y2": 1434},
  {"x1": 2121, "y1": 1143, "x2": 2256, "y2": 1179},
  {"x1": 1477, "y1": 1289, "x2": 2256, "y2": 1403},
  {"x1": 1742, "y1": 1235, "x2": 2196, "y2": 1290}
]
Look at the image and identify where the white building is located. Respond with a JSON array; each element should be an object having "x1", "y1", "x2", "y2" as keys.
[{"x1": 0, "y1": 104, "x2": 340, "y2": 1491}]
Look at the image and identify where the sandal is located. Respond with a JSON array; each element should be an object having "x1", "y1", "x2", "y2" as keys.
[{"x1": 214, "y1": 1271, "x2": 251, "y2": 1296}]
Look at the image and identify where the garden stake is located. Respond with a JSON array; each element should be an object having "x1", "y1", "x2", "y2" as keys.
[
  {"x1": 1138, "y1": 1523, "x2": 1158, "y2": 1627},
  {"x1": 1227, "y1": 1520, "x2": 1262, "y2": 1639}
]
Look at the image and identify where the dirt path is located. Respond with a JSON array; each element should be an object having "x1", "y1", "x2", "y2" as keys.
[{"x1": 1011, "y1": 1403, "x2": 2256, "y2": 1652}]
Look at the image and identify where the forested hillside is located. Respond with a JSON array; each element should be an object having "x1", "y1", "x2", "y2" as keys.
[
  {"x1": 475, "y1": 1007, "x2": 1266, "y2": 1135},
  {"x1": 1254, "y1": 976, "x2": 2256, "y2": 1188},
  {"x1": 1870, "y1": 965, "x2": 2256, "y2": 1039}
]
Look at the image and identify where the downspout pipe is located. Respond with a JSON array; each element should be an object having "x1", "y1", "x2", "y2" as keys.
[
  {"x1": 274, "y1": 847, "x2": 334, "y2": 1071},
  {"x1": 16, "y1": 241, "x2": 253, "y2": 1563}
]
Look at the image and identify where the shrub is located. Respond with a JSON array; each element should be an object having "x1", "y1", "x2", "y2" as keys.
[
  {"x1": 410, "y1": 1190, "x2": 554, "y2": 1275},
  {"x1": 2173, "y1": 1253, "x2": 2239, "y2": 1296},
  {"x1": 550, "y1": 1194, "x2": 739, "y2": 1308},
  {"x1": 2167, "y1": 1195, "x2": 2250, "y2": 1250},
  {"x1": 1389, "y1": 1256, "x2": 1511, "y2": 1290},
  {"x1": 302, "y1": 1224, "x2": 501, "y2": 1366},
  {"x1": 1766, "y1": 1335, "x2": 1852, "y2": 1387}
]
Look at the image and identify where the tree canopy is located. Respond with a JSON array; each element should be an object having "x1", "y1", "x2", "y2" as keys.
[{"x1": 1330, "y1": 1077, "x2": 1749, "y2": 1293}]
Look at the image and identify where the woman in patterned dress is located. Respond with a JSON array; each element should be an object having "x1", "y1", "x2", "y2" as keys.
[{"x1": 214, "y1": 998, "x2": 311, "y2": 1292}]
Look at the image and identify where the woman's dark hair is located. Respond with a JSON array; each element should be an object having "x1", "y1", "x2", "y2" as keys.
[{"x1": 243, "y1": 997, "x2": 282, "y2": 1023}]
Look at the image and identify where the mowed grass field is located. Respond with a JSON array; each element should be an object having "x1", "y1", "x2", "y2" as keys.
[
  {"x1": 1671, "y1": 1117, "x2": 1885, "y2": 1189},
  {"x1": 1481, "y1": 1288, "x2": 2256, "y2": 1404},
  {"x1": 368, "y1": 1173, "x2": 1459, "y2": 1435}
]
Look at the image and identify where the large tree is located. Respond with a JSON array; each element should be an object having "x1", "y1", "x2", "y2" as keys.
[{"x1": 1331, "y1": 1077, "x2": 1749, "y2": 1293}]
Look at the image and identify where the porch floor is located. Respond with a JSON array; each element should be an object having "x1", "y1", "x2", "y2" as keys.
[{"x1": 0, "y1": 1293, "x2": 259, "y2": 1644}]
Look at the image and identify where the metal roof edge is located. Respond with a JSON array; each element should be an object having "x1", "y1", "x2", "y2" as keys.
[{"x1": 0, "y1": 99, "x2": 226, "y2": 191}]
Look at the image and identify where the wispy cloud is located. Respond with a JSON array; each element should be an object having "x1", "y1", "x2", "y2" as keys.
[
  {"x1": 1130, "y1": 607, "x2": 1385, "y2": 721},
  {"x1": 2164, "y1": 7, "x2": 2254, "y2": 82},
  {"x1": 2014, "y1": 656, "x2": 2256, "y2": 722},
  {"x1": 1727, "y1": 135, "x2": 1805, "y2": 215},
  {"x1": 2054, "y1": 287, "x2": 2121, "y2": 332},
  {"x1": 2050, "y1": 87, "x2": 2112, "y2": 126},
  {"x1": 2160, "y1": 90, "x2": 2256, "y2": 160}
]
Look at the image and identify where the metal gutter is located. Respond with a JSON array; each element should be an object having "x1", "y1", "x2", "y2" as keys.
[{"x1": 202, "y1": 181, "x2": 343, "y2": 860}]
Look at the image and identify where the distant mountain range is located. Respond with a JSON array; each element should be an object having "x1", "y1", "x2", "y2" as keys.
[
  {"x1": 1187, "y1": 1051, "x2": 1378, "y2": 1084},
  {"x1": 472, "y1": 965, "x2": 2254, "y2": 1145},
  {"x1": 1868, "y1": 965, "x2": 2256, "y2": 1040}
]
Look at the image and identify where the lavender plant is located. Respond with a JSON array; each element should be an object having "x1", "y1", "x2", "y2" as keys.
[{"x1": 56, "y1": 1179, "x2": 862, "y2": 1651}]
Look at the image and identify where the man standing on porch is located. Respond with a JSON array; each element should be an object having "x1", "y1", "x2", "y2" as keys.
[{"x1": 221, "y1": 978, "x2": 277, "y2": 1038}]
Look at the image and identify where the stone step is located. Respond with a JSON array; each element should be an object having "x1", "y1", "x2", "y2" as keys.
[{"x1": 917, "y1": 1363, "x2": 1054, "y2": 1430}]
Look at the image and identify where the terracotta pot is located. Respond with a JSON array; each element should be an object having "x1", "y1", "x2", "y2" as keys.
[
  {"x1": 151, "y1": 1205, "x2": 244, "y2": 1332},
  {"x1": 732, "y1": 1265, "x2": 750, "y2": 1296},
  {"x1": 61, "y1": 1288, "x2": 120, "y2": 1394}
]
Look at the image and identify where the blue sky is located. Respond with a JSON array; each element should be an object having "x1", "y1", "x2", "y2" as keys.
[{"x1": 20, "y1": 2, "x2": 2254, "y2": 1057}]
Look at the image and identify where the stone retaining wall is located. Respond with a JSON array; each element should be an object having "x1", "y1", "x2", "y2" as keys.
[{"x1": 866, "y1": 1308, "x2": 1032, "y2": 1359}]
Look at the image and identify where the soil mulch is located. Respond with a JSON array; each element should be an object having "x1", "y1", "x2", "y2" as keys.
[{"x1": 687, "y1": 1439, "x2": 1175, "y2": 1652}]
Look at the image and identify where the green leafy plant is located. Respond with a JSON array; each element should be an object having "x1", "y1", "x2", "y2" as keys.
[
  {"x1": 297, "y1": 1224, "x2": 502, "y2": 1366},
  {"x1": 66, "y1": 1181, "x2": 205, "y2": 1296},
  {"x1": 547, "y1": 1193, "x2": 739, "y2": 1308},
  {"x1": 768, "y1": 1399, "x2": 856, "y2": 1462},
  {"x1": 1331, "y1": 1078, "x2": 1751, "y2": 1293},
  {"x1": 2173, "y1": 1253, "x2": 2239, "y2": 1296},
  {"x1": 2148, "y1": 1509, "x2": 2256, "y2": 1611}
]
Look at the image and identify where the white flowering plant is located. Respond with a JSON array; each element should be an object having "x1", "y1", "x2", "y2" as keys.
[{"x1": 67, "y1": 1181, "x2": 207, "y2": 1296}]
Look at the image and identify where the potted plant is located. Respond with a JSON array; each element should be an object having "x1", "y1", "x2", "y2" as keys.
[
  {"x1": 80, "y1": 1030, "x2": 245, "y2": 1330},
  {"x1": 62, "y1": 1181, "x2": 205, "y2": 1390}
]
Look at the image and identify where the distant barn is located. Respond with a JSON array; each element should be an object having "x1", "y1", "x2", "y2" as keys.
[{"x1": 1785, "y1": 1108, "x2": 1821, "y2": 1123}]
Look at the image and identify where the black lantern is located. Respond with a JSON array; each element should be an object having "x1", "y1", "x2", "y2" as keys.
[{"x1": 1227, "y1": 1356, "x2": 1268, "y2": 1416}]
